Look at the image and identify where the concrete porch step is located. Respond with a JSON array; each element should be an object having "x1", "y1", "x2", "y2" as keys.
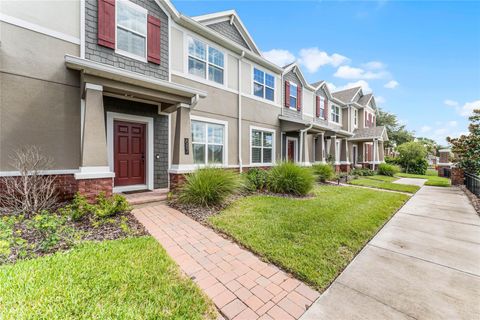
[{"x1": 122, "y1": 189, "x2": 168, "y2": 206}]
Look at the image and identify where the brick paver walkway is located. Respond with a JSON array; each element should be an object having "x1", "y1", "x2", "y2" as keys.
[{"x1": 134, "y1": 204, "x2": 319, "y2": 320}]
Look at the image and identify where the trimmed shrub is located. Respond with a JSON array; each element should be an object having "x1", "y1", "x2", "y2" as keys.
[
  {"x1": 178, "y1": 168, "x2": 241, "y2": 207},
  {"x1": 384, "y1": 156, "x2": 399, "y2": 165},
  {"x1": 404, "y1": 158, "x2": 428, "y2": 175},
  {"x1": 351, "y1": 168, "x2": 375, "y2": 176},
  {"x1": 93, "y1": 193, "x2": 131, "y2": 218},
  {"x1": 378, "y1": 163, "x2": 400, "y2": 176},
  {"x1": 267, "y1": 162, "x2": 314, "y2": 196},
  {"x1": 244, "y1": 168, "x2": 268, "y2": 191},
  {"x1": 312, "y1": 164, "x2": 334, "y2": 182}
]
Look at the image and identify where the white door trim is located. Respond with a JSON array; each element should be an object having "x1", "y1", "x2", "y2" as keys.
[
  {"x1": 286, "y1": 136, "x2": 298, "y2": 163},
  {"x1": 106, "y1": 112, "x2": 154, "y2": 192}
]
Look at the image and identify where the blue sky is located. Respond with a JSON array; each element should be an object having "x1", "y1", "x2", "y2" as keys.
[{"x1": 172, "y1": 0, "x2": 480, "y2": 144}]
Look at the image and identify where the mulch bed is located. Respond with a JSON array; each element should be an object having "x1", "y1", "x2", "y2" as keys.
[
  {"x1": 459, "y1": 185, "x2": 480, "y2": 216},
  {"x1": 1, "y1": 211, "x2": 147, "y2": 265}
]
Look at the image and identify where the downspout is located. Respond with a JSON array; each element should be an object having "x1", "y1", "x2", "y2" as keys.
[
  {"x1": 299, "y1": 122, "x2": 314, "y2": 164},
  {"x1": 238, "y1": 51, "x2": 245, "y2": 172}
]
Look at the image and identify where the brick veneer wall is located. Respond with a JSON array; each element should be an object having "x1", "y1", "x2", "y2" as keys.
[{"x1": 451, "y1": 167, "x2": 464, "y2": 186}]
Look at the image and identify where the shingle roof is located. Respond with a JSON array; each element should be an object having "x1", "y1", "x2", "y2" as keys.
[
  {"x1": 357, "y1": 93, "x2": 373, "y2": 106},
  {"x1": 350, "y1": 126, "x2": 388, "y2": 141},
  {"x1": 311, "y1": 81, "x2": 324, "y2": 88},
  {"x1": 332, "y1": 87, "x2": 361, "y2": 103}
]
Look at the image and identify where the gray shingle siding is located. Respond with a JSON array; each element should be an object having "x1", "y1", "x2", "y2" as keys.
[
  {"x1": 103, "y1": 97, "x2": 169, "y2": 189},
  {"x1": 207, "y1": 21, "x2": 251, "y2": 50},
  {"x1": 283, "y1": 70, "x2": 303, "y2": 120},
  {"x1": 85, "y1": 0, "x2": 169, "y2": 80}
]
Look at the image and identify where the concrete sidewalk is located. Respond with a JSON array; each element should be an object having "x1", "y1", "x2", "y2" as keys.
[{"x1": 301, "y1": 186, "x2": 480, "y2": 320}]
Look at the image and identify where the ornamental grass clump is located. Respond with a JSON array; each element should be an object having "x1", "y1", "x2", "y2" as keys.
[
  {"x1": 267, "y1": 162, "x2": 314, "y2": 196},
  {"x1": 378, "y1": 163, "x2": 400, "y2": 177},
  {"x1": 312, "y1": 164, "x2": 334, "y2": 183},
  {"x1": 178, "y1": 168, "x2": 242, "y2": 207}
]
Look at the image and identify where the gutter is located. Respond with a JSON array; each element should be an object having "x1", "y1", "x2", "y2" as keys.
[
  {"x1": 299, "y1": 122, "x2": 314, "y2": 164},
  {"x1": 238, "y1": 51, "x2": 245, "y2": 172}
]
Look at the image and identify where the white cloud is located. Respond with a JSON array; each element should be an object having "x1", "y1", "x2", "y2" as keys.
[
  {"x1": 262, "y1": 49, "x2": 295, "y2": 67},
  {"x1": 447, "y1": 120, "x2": 458, "y2": 127},
  {"x1": 334, "y1": 65, "x2": 388, "y2": 80},
  {"x1": 459, "y1": 100, "x2": 480, "y2": 117},
  {"x1": 420, "y1": 126, "x2": 431, "y2": 133},
  {"x1": 375, "y1": 96, "x2": 386, "y2": 104},
  {"x1": 444, "y1": 99, "x2": 459, "y2": 107},
  {"x1": 336, "y1": 80, "x2": 372, "y2": 93},
  {"x1": 298, "y1": 48, "x2": 349, "y2": 73},
  {"x1": 325, "y1": 82, "x2": 337, "y2": 91},
  {"x1": 363, "y1": 61, "x2": 385, "y2": 70},
  {"x1": 444, "y1": 99, "x2": 480, "y2": 117},
  {"x1": 384, "y1": 80, "x2": 399, "y2": 89}
]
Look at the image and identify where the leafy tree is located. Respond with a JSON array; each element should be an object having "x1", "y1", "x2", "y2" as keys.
[
  {"x1": 397, "y1": 141, "x2": 428, "y2": 174},
  {"x1": 447, "y1": 109, "x2": 480, "y2": 174},
  {"x1": 416, "y1": 137, "x2": 437, "y2": 156},
  {"x1": 376, "y1": 108, "x2": 415, "y2": 148}
]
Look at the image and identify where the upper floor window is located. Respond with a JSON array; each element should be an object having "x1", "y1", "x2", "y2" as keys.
[
  {"x1": 319, "y1": 96, "x2": 325, "y2": 118},
  {"x1": 251, "y1": 129, "x2": 274, "y2": 164},
  {"x1": 289, "y1": 82, "x2": 298, "y2": 109},
  {"x1": 191, "y1": 120, "x2": 225, "y2": 164},
  {"x1": 188, "y1": 37, "x2": 224, "y2": 84},
  {"x1": 116, "y1": 0, "x2": 148, "y2": 61},
  {"x1": 331, "y1": 105, "x2": 340, "y2": 123},
  {"x1": 253, "y1": 68, "x2": 275, "y2": 102},
  {"x1": 354, "y1": 108, "x2": 358, "y2": 127}
]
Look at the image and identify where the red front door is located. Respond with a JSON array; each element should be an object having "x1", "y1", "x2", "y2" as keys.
[
  {"x1": 114, "y1": 120, "x2": 146, "y2": 186},
  {"x1": 287, "y1": 140, "x2": 295, "y2": 162}
]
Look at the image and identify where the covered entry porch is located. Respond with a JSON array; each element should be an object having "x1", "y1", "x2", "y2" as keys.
[
  {"x1": 349, "y1": 126, "x2": 388, "y2": 169},
  {"x1": 65, "y1": 55, "x2": 206, "y2": 197}
]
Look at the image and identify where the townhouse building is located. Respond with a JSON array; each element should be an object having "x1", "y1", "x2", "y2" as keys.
[{"x1": 0, "y1": 0, "x2": 387, "y2": 198}]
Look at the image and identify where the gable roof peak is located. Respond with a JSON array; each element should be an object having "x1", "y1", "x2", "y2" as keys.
[{"x1": 191, "y1": 10, "x2": 261, "y2": 55}]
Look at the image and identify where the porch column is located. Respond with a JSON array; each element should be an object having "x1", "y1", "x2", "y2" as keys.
[
  {"x1": 340, "y1": 138, "x2": 349, "y2": 163},
  {"x1": 75, "y1": 83, "x2": 114, "y2": 200},
  {"x1": 330, "y1": 136, "x2": 337, "y2": 163},
  {"x1": 315, "y1": 132, "x2": 324, "y2": 163},
  {"x1": 172, "y1": 106, "x2": 193, "y2": 166},
  {"x1": 374, "y1": 139, "x2": 379, "y2": 163},
  {"x1": 379, "y1": 141, "x2": 385, "y2": 162},
  {"x1": 302, "y1": 132, "x2": 312, "y2": 164}
]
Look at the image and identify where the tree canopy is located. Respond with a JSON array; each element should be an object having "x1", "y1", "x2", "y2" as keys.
[
  {"x1": 376, "y1": 108, "x2": 415, "y2": 148},
  {"x1": 397, "y1": 141, "x2": 428, "y2": 174},
  {"x1": 447, "y1": 109, "x2": 480, "y2": 174},
  {"x1": 415, "y1": 137, "x2": 438, "y2": 156}
]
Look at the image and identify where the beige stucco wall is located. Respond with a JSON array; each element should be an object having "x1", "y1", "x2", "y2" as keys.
[
  {"x1": 171, "y1": 27, "x2": 184, "y2": 73},
  {"x1": 227, "y1": 54, "x2": 239, "y2": 91},
  {"x1": 0, "y1": 22, "x2": 81, "y2": 171},
  {"x1": 303, "y1": 89, "x2": 314, "y2": 117},
  {"x1": 0, "y1": 0, "x2": 80, "y2": 38}
]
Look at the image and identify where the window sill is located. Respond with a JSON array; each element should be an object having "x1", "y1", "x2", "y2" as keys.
[{"x1": 115, "y1": 49, "x2": 148, "y2": 63}]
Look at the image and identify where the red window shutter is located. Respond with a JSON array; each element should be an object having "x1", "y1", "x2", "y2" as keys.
[
  {"x1": 285, "y1": 81, "x2": 290, "y2": 107},
  {"x1": 324, "y1": 99, "x2": 328, "y2": 120},
  {"x1": 97, "y1": 0, "x2": 115, "y2": 49},
  {"x1": 297, "y1": 86, "x2": 302, "y2": 111},
  {"x1": 147, "y1": 15, "x2": 161, "y2": 64},
  {"x1": 316, "y1": 96, "x2": 320, "y2": 117}
]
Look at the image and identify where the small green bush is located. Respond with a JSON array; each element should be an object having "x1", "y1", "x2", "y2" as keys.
[
  {"x1": 384, "y1": 156, "x2": 399, "y2": 165},
  {"x1": 93, "y1": 193, "x2": 131, "y2": 218},
  {"x1": 267, "y1": 162, "x2": 314, "y2": 196},
  {"x1": 59, "y1": 193, "x2": 93, "y2": 221},
  {"x1": 378, "y1": 163, "x2": 400, "y2": 176},
  {"x1": 178, "y1": 167, "x2": 241, "y2": 207},
  {"x1": 27, "y1": 211, "x2": 71, "y2": 251},
  {"x1": 404, "y1": 158, "x2": 428, "y2": 175},
  {"x1": 312, "y1": 164, "x2": 334, "y2": 182},
  {"x1": 244, "y1": 168, "x2": 269, "y2": 191},
  {"x1": 351, "y1": 168, "x2": 375, "y2": 176}
]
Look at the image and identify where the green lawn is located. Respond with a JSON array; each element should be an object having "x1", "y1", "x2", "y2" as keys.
[
  {"x1": 349, "y1": 176, "x2": 420, "y2": 193},
  {"x1": 396, "y1": 172, "x2": 451, "y2": 187},
  {"x1": 209, "y1": 186, "x2": 409, "y2": 291},
  {"x1": 0, "y1": 237, "x2": 215, "y2": 320}
]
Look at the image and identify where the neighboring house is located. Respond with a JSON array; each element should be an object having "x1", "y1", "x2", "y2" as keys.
[{"x1": 0, "y1": 0, "x2": 387, "y2": 199}]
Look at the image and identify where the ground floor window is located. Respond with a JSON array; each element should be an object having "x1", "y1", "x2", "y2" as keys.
[
  {"x1": 191, "y1": 120, "x2": 224, "y2": 164},
  {"x1": 251, "y1": 128, "x2": 274, "y2": 164}
]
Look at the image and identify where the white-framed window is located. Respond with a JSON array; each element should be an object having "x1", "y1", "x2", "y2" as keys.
[
  {"x1": 319, "y1": 96, "x2": 325, "y2": 118},
  {"x1": 188, "y1": 36, "x2": 224, "y2": 84},
  {"x1": 116, "y1": 0, "x2": 148, "y2": 61},
  {"x1": 251, "y1": 128, "x2": 274, "y2": 164},
  {"x1": 331, "y1": 105, "x2": 340, "y2": 123},
  {"x1": 191, "y1": 120, "x2": 225, "y2": 164},
  {"x1": 354, "y1": 108, "x2": 358, "y2": 127},
  {"x1": 253, "y1": 68, "x2": 275, "y2": 102},
  {"x1": 289, "y1": 82, "x2": 298, "y2": 109}
]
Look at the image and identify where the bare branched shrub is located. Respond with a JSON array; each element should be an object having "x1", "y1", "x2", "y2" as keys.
[{"x1": 0, "y1": 146, "x2": 58, "y2": 216}]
